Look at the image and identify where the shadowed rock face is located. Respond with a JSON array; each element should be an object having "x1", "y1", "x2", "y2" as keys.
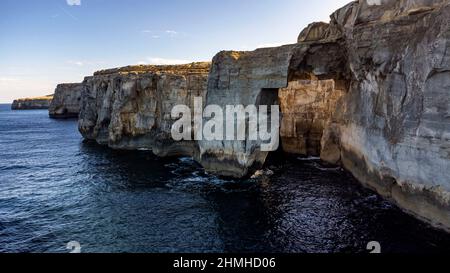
[
  {"x1": 49, "y1": 83, "x2": 83, "y2": 119},
  {"x1": 11, "y1": 95, "x2": 53, "y2": 110},
  {"x1": 78, "y1": 62, "x2": 210, "y2": 157}
]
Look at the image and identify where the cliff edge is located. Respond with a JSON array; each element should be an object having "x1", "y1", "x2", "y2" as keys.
[
  {"x1": 78, "y1": 62, "x2": 211, "y2": 157},
  {"x1": 11, "y1": 95, "x2": 53, "y2": 110},
  {"x1": 49, "y1": 83, "x2": 83, "y2": 119},
  {"x1": 199, "y1": 0, "x2": 450, "y2": 231},
  {"x1": 70, "y1": 0, "x2": 450, "y2": 231}
]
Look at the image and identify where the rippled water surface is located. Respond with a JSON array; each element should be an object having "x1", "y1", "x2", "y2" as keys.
[{"x1": 1, "y1": 104, "x2": 450, "y2": 253}]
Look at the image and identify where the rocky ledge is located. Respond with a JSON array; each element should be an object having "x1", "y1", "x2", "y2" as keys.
[
  {"x1": 70, "y1": 0, "x2": 450, "y2": 231},
  {"x1": 11, "y1": 95, "x2": 53, "y2": 110},
  {"x1": 49, "y1": 83, "x2": 83, "y2": 119}
]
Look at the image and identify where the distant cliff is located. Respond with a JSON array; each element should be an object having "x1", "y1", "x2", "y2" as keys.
[
  {"x1": 49, "y1": 83, "x2": 83, "y2": 119},
  {"x1": 11, "y1": 95, "x2": 53, "y2": 110}
]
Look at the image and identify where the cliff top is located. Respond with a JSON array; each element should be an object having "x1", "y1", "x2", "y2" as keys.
[
  {"x1": 13, "y1": 95, "x2": 53, "y2": 102},
  {"x1": 93, "y1": 62, "x2": 211, "y2": 76},
  {"x1": 56, "y1": 83, "x2": 84, "y2": 88}
]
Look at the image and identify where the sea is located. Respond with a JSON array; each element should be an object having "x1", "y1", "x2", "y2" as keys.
[{"x1": 1, "y1": 103, "x2": 450, "y2": 253}]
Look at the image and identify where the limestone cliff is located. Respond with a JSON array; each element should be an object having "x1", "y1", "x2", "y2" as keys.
[
  {"x1": 198, "y1": 0, "x2": 450, "y2": 230},
  {"x1": 11, "y1": 95, "x2": 53, "y2": 110},
  {"x1": 49, "y1": 83, "x2": 83, "y2": 119},
  {"x1": 279, "y1": 79, "x2": 346, "y2": 156},
  {"x1": 78, "y1": 62, "x2": 210, "y2": 157},
  {"x1": 72, "y1": 0, "x2": 450, "y2": 231},
  {"x1": 198, "y1": 46, "x2": 298, "y2": 177},
  {"x1": 321, "y1": 0, "x2": 450, "y2": 231}
]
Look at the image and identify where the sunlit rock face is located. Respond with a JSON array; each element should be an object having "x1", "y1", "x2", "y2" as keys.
[
  {"x1": 78, "y1": 63, "x2": 210, "y2": 157},
  {"x1": 49, "y1": 83, "x2": 83, "y2": 118},
  {"x1": 11, "y1": 95, "x2": 53, "y2": 110},
  {"x1": 279, "y1": 79, "x2": 346, "y2": 156}
]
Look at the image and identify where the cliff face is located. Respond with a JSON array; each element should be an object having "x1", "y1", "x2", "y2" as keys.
[
  {"x1": 198, "y1": 46, "x2": 297, "y2": 177},
  {"x1": 11, "y1": 95, "x2": 53, "y2": 110},
  {"x1": 198, "y1": 28, "x2": 348, "y2": 177},
  {"x1": 78, "y1": 62, "x2": 210, "y2": 157},
  {"x1": 72, "y1": 0, "x2": 450, "y2": 230},
  {"x1": 198, "y1": 0, "x2": 450, "y2": 230},
  {"x1": 279, "y1": 79, "x2": 346, "y2": 156},
  {"x1": 321, "y1": 0, "x2": 450, "y2": 230},
  {"x1": 49, "y1": 83, "x2": 83, "y2": 118}
]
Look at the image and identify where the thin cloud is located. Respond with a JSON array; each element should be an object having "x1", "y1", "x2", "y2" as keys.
[
  {"x1": 165, "y1": 30, "x2": 178, "y2": 36},
  {"x1": 67, "y1": 60, "x2": 105, "y2": 67},
  {"x1": 59, "y1": 6, "x2": 78, "y2": 20},
  {"x1": 139, "y1": 57, "x2": 192, "y2": 65},
  {"x1": 66, "y1": 0, "x2": 81, "y2": 6},
  {"x1": 67, "y1": 60, "x2": 84, "y2": 67},
  {"x1": 256, "y1": 42, "x2": 287, "y2": 48},
  {"x1": 141, "y1": 30, "x2": 182, "y2": 38},
  {"x1": 0, "y1": 77, "x2": 19, "y2": 82}
]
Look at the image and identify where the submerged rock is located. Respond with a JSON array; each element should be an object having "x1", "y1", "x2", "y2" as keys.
[
  {"x1": 11, "y1": 95, "x2": 53, "y2": 110},
  {"x1": 49, "y1": 83, "x2": 83, "y2": 119}
]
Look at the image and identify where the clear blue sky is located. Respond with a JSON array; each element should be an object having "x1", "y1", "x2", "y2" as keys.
[{"x1": 0, "y1": 0, "x2": 350, "y2": 103}]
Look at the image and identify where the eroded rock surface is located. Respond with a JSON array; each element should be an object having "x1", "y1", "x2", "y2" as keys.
[
  {"x1": 198, "y1": 23, "x2": 349, "y2": 177},
  {"x1": 199, "y1": 0, "x2": 450, "y2": 230},
  {"x1": 279, "y1": 79, "x2": 346, "y2": 156},
  {"x1": 49, "y1": 83, "x2": 83, "y2": 118},
  {"x1": 321, "y1": 0, "x2": 450, "y2": 231},
  {"x1": 78, "y1": 62, "x2": 210, "y2": 157},
  {"x1": 198, "y1": 46, "x2": 298, "y2": 177},
  {"x1": 11, "y1": 95, "x2": 53, "y2": 110},
  {"x1": 70, "y1": 0, "x2": 450, "y2": 231}
]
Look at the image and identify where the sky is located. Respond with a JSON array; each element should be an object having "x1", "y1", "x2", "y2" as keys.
[{"x1": 0, "y1": 0, "x2": 351, "y2": 103}]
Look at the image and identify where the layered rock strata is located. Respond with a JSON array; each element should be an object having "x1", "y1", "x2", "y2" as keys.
[
  {"x1": 78, "y1": 62, "x2": 210, "y2": 157},
  {"x1": 49, "y1": 83, "x2": 83, "y2": 118},
  {"x1": 11, "y1": 95, "x2": 53, "y2": 110}
]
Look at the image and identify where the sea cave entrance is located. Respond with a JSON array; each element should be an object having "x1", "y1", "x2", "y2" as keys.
[{"x1": 257, "y1": 75, "x2": 348, "y2": 167}]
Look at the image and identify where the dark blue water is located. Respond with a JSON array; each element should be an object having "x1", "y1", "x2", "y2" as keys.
[{"x1": 1, "y1": 104, "x2": 450, "y2": 253}]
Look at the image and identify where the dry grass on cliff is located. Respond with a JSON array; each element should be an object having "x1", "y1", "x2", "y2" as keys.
[{"x1": 15, "y1": 95, "x2": 53, "y2": 102}]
